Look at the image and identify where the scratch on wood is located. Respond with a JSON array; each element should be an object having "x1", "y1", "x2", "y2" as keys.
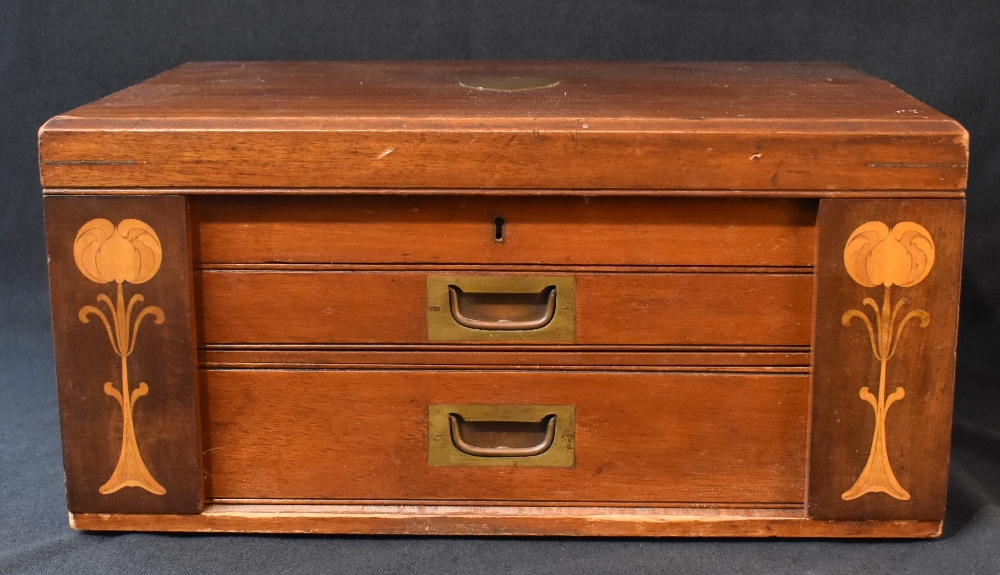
[
  {"x1": 866, "y1": 163, "x2": 966, "y2": 169},
  {"x1": 481, "y1": 134, "x2": 519, "y2": 166},
  {"x1": 43, "y1": 160, "x2": 137, "y2": 166}
]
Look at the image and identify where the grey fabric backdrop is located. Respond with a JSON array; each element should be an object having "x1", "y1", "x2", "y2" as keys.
[{"x1": 2, "y1": 1, "x2": 999, "y2": 573}]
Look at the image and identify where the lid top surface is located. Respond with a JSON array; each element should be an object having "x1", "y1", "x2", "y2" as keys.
[
  {"x1": 55, "y1": 61, "x2": 954, "y2": 125},
  {"x1": 39, "y1": 62, "x2": 967, "y2": 192}
]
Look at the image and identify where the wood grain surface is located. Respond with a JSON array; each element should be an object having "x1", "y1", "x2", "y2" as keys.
[
  {"x1": 190, "y1": 195, "x2": 817, "y2": 267},
  {"x1": 808, "y1": 199, "x2": 964, "y2": 521},
  {"x1": 195, "y1": 271, "x2": 813, "y2": 346},
  {"x1": 45, "y1": 195, "x2": 203, "y2": 514},
  {"x1": 69, "y1": 504, "x2": 943, "y2": 537},
  {"x1": 200, "y1": 370, "x2": 809, "y2": 504},
  {"x1": 38, "y1": 62, "x2": 967, "y2": 191},
  {"x1": 44, "y1": 187, "x2": 967, "y2": 199}
]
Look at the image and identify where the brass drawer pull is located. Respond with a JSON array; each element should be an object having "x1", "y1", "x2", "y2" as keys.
[
  {"x1": 428, "y1": 404, "x2": 575, "y2": 467},
  {"x1": 448, "y1": 413, "x2": 557, "y2": 457},
  {"x1": 447, "y1": 285, "x2": 557, "y2": 331},
  {"x1": 427, "y1": 276, "x2": 576, "y2": 342}
]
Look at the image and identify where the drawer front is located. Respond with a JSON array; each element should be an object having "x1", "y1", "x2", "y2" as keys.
[
  {"x1": 202, "y1": 370, "x2": 809, "y2": 504},
  {"x1": 197, "y1": 271, "x2": 812, "y2": 346},
  {"x1": 192, "y1": 196, "x2": 816, "y2": 267}
]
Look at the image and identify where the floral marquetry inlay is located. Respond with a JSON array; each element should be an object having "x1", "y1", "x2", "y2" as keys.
[
  {"x1": 840, "y1": 221, "x2": 935, "y2": 502},
  {"x1": 74, "y1": 219, "x2": 162, "y2": 285},
  {"x1": 843, "y1": 221, "x2": 935, "y2": 289},
  {"x1": 74, "y1": 218, "x2": 166, "y2": 496}
]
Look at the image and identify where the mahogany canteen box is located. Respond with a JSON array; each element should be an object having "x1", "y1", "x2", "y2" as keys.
[{"x1": 39, "y1": 61, "x2": 967, "y2": 537}]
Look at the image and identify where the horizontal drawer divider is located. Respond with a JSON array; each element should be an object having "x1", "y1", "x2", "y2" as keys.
[
  {"x1": 196, "y1": 263, "x2": 815, "y2": 275},
  {"x1": 199, "y1": 367, "x2": 810, "y2": 376},
  {"x1": 200, "y1": 364, "x2": 810, "y2": 374},
  {"x1": 200, "y1": 343, "x2": 812, "y2": 352},
  {"x1": 208, "y1": 498, "x2": 805, "y2": 509},
  {"x1": 200, "y1": 348, "x2": 810, "y2": 370}
]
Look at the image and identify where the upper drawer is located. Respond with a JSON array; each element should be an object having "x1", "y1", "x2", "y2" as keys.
[
  {"x1": 196, "y1": 271, "x2": 812, "y2": 346},
  {"x1": 191, "y1": 196, "x2": 816, "y2": 268}
]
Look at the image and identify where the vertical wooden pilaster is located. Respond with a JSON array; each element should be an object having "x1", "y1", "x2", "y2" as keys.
[
  {"x1": 45, "y1": 195, "x2": 203, "y2": 514},
  {"x1": 809, "y1": 198, "x2": 965, "y2": 521}
]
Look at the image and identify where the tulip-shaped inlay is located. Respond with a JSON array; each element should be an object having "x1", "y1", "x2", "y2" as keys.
[
  {"x1": 74, "y1": 218, "x2": 166, "y2": 495},
  {"x1": 840, "y1": 221, "x2": 935, "y2": 501}
]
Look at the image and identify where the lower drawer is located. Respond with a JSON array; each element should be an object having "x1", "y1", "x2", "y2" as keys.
[{"x1": 202, "y1": 370, "x2": 809, "y2": 504}]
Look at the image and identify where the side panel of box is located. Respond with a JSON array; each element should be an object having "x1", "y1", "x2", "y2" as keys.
[
  {"x1": 45, "y1": 195, "x2": 203, "y2": 514},
  {"x1": 809, "y1": 198, "x2": 965, "y2": 521}
]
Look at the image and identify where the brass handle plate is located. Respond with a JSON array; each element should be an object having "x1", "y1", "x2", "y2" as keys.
[
  {"x1": 428, "y1": 404, "x2": 575, "y2": 467},
  {"x1": 427, "y1": 276, "x2": 576, "y2": 342}
]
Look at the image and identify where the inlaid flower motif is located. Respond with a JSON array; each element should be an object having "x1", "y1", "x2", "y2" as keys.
[
  {"x1": 73, "y1": 219, "x2": 162, "y2": 285},
  {"x1": 73, "y1": 217, "x2": 166, "y2": 496},
  {"x1": 843, "y1": 221, "x2": 934, "y2": 288},
  {"x1": 839, "y1": 220, "x2": 936, "y2": 502}
]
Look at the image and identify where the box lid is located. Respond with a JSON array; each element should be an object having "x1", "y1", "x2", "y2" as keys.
[{"x1": 38, "y1": 61, "x2": 967, "y2": 194}]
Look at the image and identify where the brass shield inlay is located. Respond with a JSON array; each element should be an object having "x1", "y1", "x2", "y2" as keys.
[{"x1": 458, "y1": 76, "x2": 560, "y2": 91}]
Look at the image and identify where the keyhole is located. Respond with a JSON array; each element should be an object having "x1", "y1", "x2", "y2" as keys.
[{"x1": 493, "y1": 216, "x2": 506, "y2": 242}]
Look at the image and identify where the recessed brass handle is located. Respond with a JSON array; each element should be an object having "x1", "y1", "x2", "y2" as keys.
[
  {"x1": 427, "y1": 276, "x2": 575, "y2": 342},
  {"x1": 448, "y1": 414, "x2": 557, "y2": 458},
  {"x1": 447, "y1": 285, "x2": 557, "y2": 331},
  {"x1": 428, "y1": 404, "x2": 574, "y2": 467}
]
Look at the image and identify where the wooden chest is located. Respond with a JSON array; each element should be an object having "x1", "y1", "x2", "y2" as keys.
[{"x1": 40, "y1": 62, "x2": 967, "y2": 537}]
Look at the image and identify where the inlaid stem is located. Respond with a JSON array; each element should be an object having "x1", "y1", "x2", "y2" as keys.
[
  {"x1": 99, "y1": 353, "x2": 165, "y2": 495},
  {"x1": 841, "y1": 356, "x2": 910, "y2": 501},
  {"x1": 97, "y1": 285, "x2": 166, "y2": 496}
]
